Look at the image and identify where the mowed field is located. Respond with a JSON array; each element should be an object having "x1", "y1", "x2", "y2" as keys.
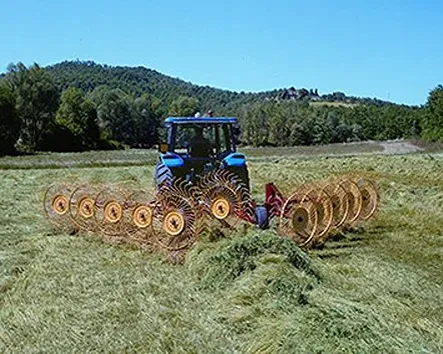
[{"x1": 1, "y1": 142, "x2": 443, "y2": 353}]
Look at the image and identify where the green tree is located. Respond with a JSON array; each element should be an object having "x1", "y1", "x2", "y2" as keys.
[
  {"x1": 5, "y1": 63, "x2": 59, "y2": 151},
  {"x1": 95, "y1": 88, "x2": 135, "y2": 145},
  {"x1": 422, "y1": 85, "x2": 443, "y2": 142},
  {"x1": 0, "y1": 86, "x2": 19, "y2": 155},
  {"x1": 132, "y1": 94, "x2": 161, "y2": 147},
  {"x1": 169, "y1": 96, "x2": 199, "y2": 116},
  {"x1": 55, "y1": 87, "x2": 100, "y2": 150},
  {"x1": 267, "y1": 103, "x2": 289, "y2": 146},
  {"x1": 88, "y1": 85, "x2": 112, "y2": 106},
  {"x1": 240, "y1": 103, "x2": 270, "y2": 146}
]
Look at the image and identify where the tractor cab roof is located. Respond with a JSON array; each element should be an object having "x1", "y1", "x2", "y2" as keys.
[{"x1": 164, "y1": 117, "x2": 238, "y2": 125}]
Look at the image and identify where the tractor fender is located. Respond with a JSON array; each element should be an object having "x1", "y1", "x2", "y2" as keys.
[
  {"x1": 222, "y1": 152, "x2": 246, "y2": 168},
  {"x1": 160, "y1": 152, "x2": 185, "y2": 168}
]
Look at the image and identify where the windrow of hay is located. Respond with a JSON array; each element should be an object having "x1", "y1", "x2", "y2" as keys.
[{"x1": 187, "y1": 230, "x2": 318, "y2": 289}]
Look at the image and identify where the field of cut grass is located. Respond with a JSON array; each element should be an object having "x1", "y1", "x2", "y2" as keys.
[
  {"x1": 0, "y1": 141, "x2": 385, "y2": 170},
  {"x1": 0, "y1": 149, "x2": 159, "y2": 170},
  {"x1": 1, "y1": 147, "x2": 443, "y2": 353}
]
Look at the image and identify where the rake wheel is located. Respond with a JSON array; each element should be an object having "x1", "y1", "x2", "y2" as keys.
[
  {"x1": 43, "y1": 183, "x2": 74, "y2": 229},
  {"x1": 336, "y1": 178, "x2": 362, "y2": 225},
  {"x1": 199, "y1": 170, "x2": 248, "y2": 232},
  {"x1": 279, "y1": 185, "x2": 318, "y2": 248},
  {"x1": 94, "y1": 186, "x2": 130, "y2": 236},
  {"x1": 355, "y1": 177, "x2": 379, "y2": 220},
  {"x1": 152, "y1": 180, "x2": 199, "y2": 252},
  {"x1": 303, "y1": 184, "x2": 334, "y2": 244},
  {"x1": 323, "y1": 182, "x2": 349, "y2": 229},
  {"x1": 125, "y1": 189, "x2": 156, "y2": 245},
  {"x1": 69, "y1": 185, "x2": 99, "y2": 232}
]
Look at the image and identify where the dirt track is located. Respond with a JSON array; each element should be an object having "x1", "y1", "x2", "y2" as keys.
[{"x1": 379, "y1": 140, "x2": 423, "y2": 155}]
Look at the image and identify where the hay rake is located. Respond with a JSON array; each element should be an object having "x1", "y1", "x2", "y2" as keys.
[
  {"x1": 43, "y1": 116, "x2": 379, "y2": 258},
  {"x1": 44, "y1": 170, "x2": 379, "y2": 257}
]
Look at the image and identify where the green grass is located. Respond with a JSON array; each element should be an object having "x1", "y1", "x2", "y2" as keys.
[{"x1": 1, "y1": 150, "x2": 443, "y2": 353}]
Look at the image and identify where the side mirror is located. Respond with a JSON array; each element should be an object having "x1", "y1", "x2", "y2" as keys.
[{"x1": 158, "y1": 143, "x2": 168, "y2": 154}]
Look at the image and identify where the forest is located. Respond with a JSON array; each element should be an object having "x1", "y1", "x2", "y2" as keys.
[{"x1": 0, "y1": 61, "x2": 442, "y2": 155}]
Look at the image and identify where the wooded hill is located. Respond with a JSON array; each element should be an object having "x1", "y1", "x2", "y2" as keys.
[{"x1": 46, "y1": 61, "x2": 391, "y2": 112}]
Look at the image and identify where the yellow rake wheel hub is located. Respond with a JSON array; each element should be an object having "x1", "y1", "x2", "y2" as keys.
[
  {"x1": 132, "y1": 205, "x2": 153, "y2": 228},
  {"x1": 292, "y1": 207, "x2": 309, "y2": 233},
  {"x1": 211, "y1": 197, "x2": 231, "y2": 220},
  {"x1": 78, "y1": 197, "x2": 95, "y2": 219},
  {"x1": 163, "y1": 211, "x2": 185, "y2": 236},
  {"x1": 104, "y1": 201, "x2": 123, "y2": 223},
  {"x1": 52, "y1": 195, "x2": 69, "y2": 215}
]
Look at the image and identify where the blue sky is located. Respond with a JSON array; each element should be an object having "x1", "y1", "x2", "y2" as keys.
[{"x1": 1, "y1": 0, "x2": 442, "y2": 105}]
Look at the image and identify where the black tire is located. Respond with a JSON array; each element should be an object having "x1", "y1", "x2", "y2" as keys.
[
  {"x1": 227, "y1": 166, "x2": 250, "y2": 191},
  {"x1": 154, "y1": 161, "x2": 173, "y2": 188}
]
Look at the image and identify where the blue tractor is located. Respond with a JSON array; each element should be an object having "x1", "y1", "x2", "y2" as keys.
[{"x1": 154, "y1": 117, "x2": 250, "y2": 190}]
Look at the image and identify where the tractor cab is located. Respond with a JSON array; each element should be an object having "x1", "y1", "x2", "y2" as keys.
[{"x1": 155, "y1": 117, "x2": 249, "y2": 188}]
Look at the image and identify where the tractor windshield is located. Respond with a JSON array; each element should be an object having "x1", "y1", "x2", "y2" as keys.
[{"x1": 173, "y1": 123, "x2": 232, "y2": 156}]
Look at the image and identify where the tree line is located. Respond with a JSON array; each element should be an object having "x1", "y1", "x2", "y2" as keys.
[
  {"x1": 237, "y1": 100, "x2": 423, "y2": 146},
  {"x1": 0, "y1": 61, "x2": 442, "y2": 156}
]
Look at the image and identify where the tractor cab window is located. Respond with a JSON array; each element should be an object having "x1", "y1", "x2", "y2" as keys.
[
  {"x1": 173, "y1": 124, "x2": 214, "y2": 156},
  {"x1": 173, "y1": 124, "x2": 232, "y2": 156}
]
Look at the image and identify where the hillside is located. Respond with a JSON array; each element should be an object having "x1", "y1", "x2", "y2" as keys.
[
  {"x1": 46, "y1": 61, "x2": 392, "y2": 112},
  {"x1": 46, "y1": 61, "x2": 276, "y2": 113}
]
